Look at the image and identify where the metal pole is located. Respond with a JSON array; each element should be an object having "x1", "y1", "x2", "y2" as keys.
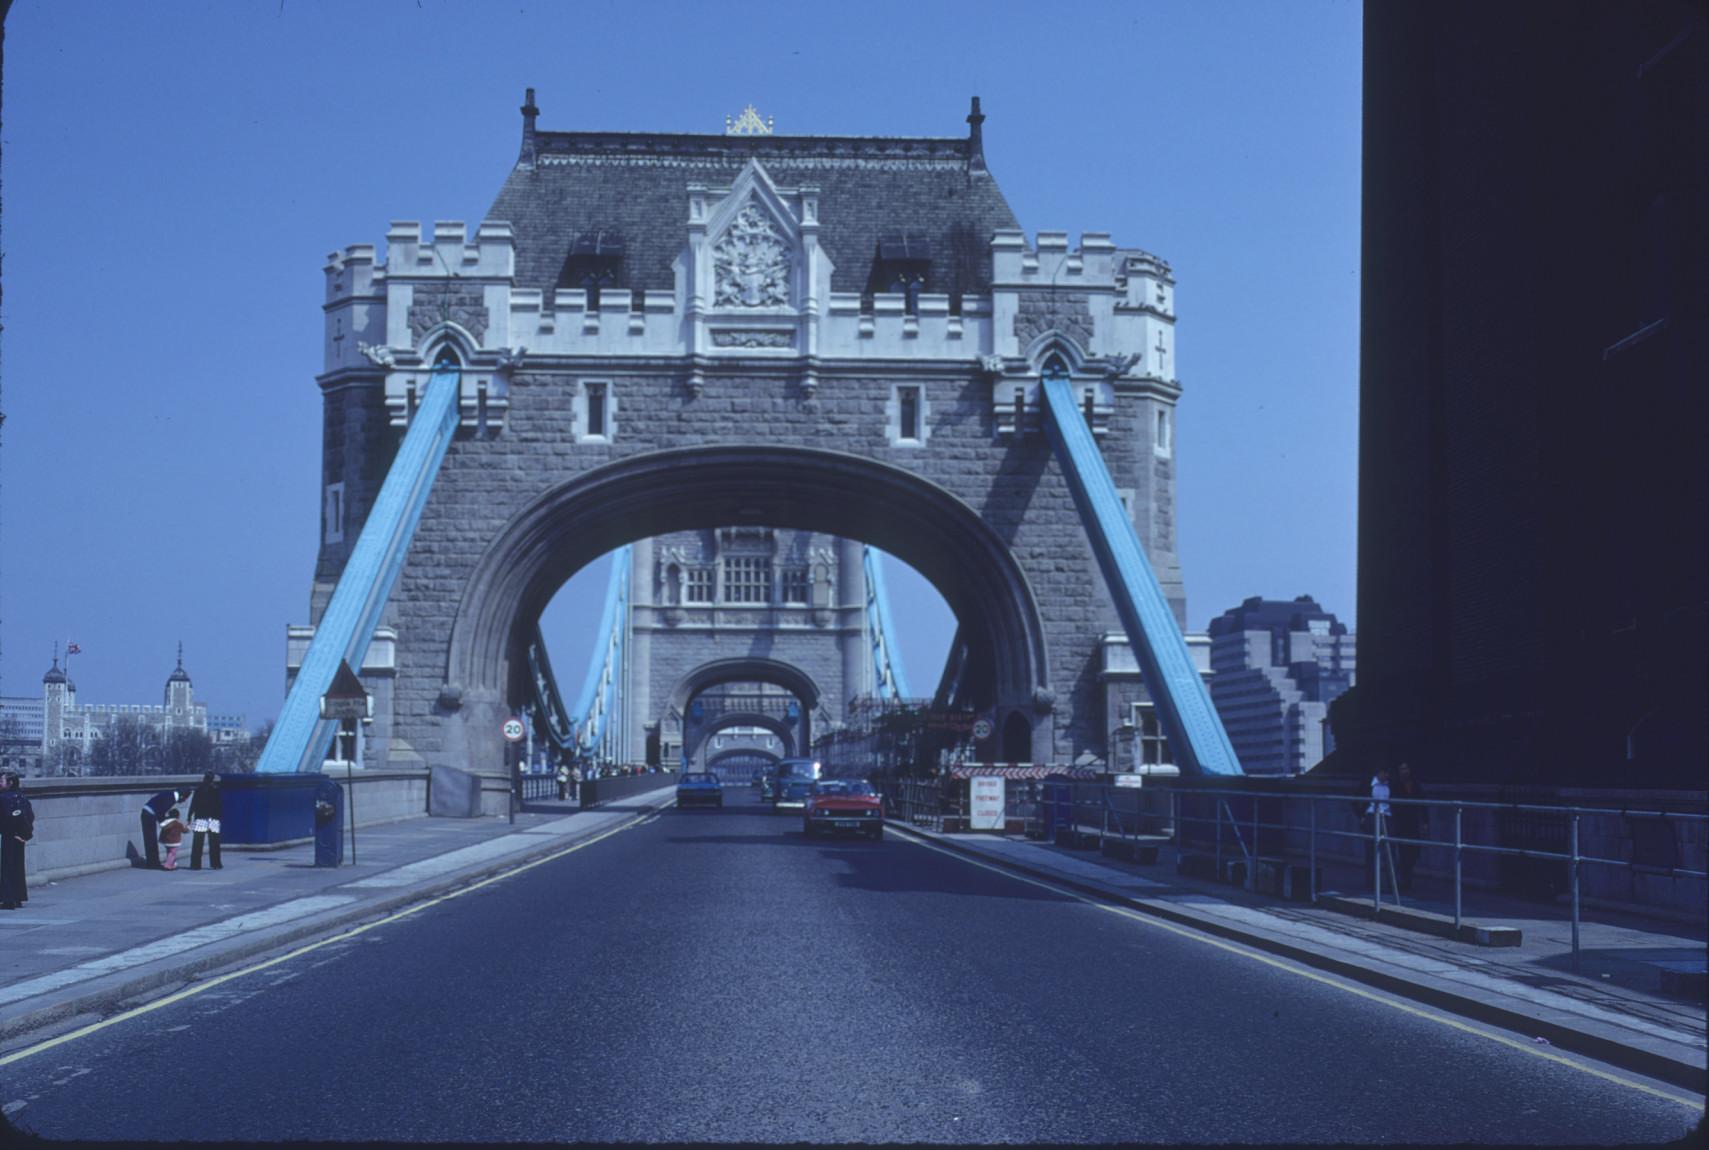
[
  {"x1": 1570, "y1": 813, "x2": 1581, "y2": 973},
  {"x1": 1308, "y1": 797, "x2": 1318, "y2": 903},
  {"x1": 1173, "y1": 789, "x2": 1181, "y2": 871},
  {"x1": 1454, "y1": 805, "x2": 1463, "y2": 933},
  {"x1": 1372, "y1": 810, "x2": 1383, "y2": 912},
  {"x1": 1215, "y1": 798, "x2": 1223, "y2": 880},
  {"x1": 346, "y1": 718, "x2": 358, "y2": 867}
]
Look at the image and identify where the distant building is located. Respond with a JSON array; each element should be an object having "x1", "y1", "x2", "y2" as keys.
[
  {"x1": 0, "y1": 646, "x2": 241, "y2": 774},
  {"x1": 1207, "y1": 596, "x2": 1355, "y2": 776}
]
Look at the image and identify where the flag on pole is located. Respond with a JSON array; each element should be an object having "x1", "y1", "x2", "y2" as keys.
[{"x1": 66, "y1": 643, "x2": 83, "y2": 655}]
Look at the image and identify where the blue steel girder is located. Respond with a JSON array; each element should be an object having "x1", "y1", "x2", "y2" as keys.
[
  {"x1": 863, "y1": 546, "x2": 912, "y2": 700},
  {"x1": 1040, "y1": 372, "x2": 1243, "y2": 776},
  {"x1": 257, "y1": 364, "x2": 463, "y2": 773},
  {"x1": 566, "y1": 545, "x2": 631, "y2": 761}
]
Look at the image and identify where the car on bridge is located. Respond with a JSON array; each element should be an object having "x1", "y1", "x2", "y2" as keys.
[
  {"x1": 675, "y1": 772, "x2": 723, "y2": 809},
  {"x1": 803, "y1": 779, "x2": 884, "y2": 840},
  {"x1": 772, "y1": 775, "x2": 816, "y2": 814}
]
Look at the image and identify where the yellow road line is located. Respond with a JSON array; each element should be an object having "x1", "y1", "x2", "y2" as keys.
[
  {"x1": 889, "y1": 825, "x2": 1704, "y2": 1110},
  {"x1": 0, "y1": 812, "x2": 649, "y2": 1068}
]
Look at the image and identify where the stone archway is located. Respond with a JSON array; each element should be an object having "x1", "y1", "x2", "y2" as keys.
[{"x1": 434, "y1": 446, "x2": 1054, "y2": 779}]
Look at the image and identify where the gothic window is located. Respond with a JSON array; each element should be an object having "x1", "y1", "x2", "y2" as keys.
[
  {"x1": 1133, "y1": 703, "x2": 1169, "y2": 766},
  {"x1": 868, "y1": 234, "x2": 931, "y2": 315},
  {"x1": 587, "y1": 384, "x2": 607, "y2": 436},
  {"x1": 579, "y1": 380, "x2": 614, "y2": 441},
  {"x1": 1155, "y1": 407, "x2": 1172, "y2": 456},
  {"x1": 780, "y1": 567, "x2": 809, "y2": 604},
  {"x1": 324, "y1": 483, "x2": 345, "y2": 545},
  {"x1": 685, "y1": 567, "x2": 714, "y2": 604},
  {"x1": 563, "y1": 231, "x2": 624, "y2": 312},
  {"x1": 664, "y1": 564, "x2": 683, "y2": 606},
  {"x1": 899, "y1": 386, "x2": 922, "y2": 442},
  {"x1": 723, "y1": 557, "x2": 773, "y2": 604}
]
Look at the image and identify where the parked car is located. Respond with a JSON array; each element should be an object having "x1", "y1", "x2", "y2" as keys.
[
  {"x1": 773, "y1": 776, "x2": 816, "y2": 814},
  {"x1": 676, "y1": 771, "x2": 723, "y2": 808},
  {"x1": 803, "y1": 778, "x2": 884, "y2": 840}
]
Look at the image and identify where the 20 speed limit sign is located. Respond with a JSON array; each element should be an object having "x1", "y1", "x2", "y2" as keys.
[
  {"x1": 971, "y1": 717, "x2": 994, "y2": 741},
  {"x1": 502, "y1": 717, "x2": 526, "y2": 743}
]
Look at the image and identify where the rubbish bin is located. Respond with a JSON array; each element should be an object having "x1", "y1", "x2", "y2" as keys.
[{"x1": 314, "y1": 776, "x2": 344, "y2": 867}]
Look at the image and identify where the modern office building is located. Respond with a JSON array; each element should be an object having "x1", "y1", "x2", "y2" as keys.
[{"x1": 1207, "y1": 596, "x2": 1354, "y2": 776}]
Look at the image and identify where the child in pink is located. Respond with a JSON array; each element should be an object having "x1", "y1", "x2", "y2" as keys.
[{"x1": 158, "y1": 808, "x2": 190, "y2": 871}]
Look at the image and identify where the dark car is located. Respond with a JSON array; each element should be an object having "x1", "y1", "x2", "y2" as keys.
[
  {"x1": 773, "y1": 776, "x2": 815, "y2": 814},
  {"x1": 803, "y1": 778, "x2": 884, "y2": 840},
  {"x1": 676, "y1": 771, "x2": 723, "y2": 808}
]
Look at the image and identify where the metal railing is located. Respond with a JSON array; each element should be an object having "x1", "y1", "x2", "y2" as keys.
[{"x1": 1168, "y1": 784, "x2": 1708, "y2": 972}]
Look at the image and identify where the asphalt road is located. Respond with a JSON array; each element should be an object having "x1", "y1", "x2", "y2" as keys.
[{"x1": 3, "y1": 790, "x2": 1701, "y2": 1144}]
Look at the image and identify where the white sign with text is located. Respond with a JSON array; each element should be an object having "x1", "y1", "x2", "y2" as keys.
[{"x1": 969, "y1": 776, "x2": 1006, "y2": 831}]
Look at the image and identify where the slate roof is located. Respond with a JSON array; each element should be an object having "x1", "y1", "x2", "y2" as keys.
[{"x1": 483, "y1": 127, "x2": 1022, "y2": 301}]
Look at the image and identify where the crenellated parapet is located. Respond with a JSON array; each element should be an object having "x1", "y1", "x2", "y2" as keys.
[{"x1": 322, "y1": 194, "x2": 1174, "y2": 438}]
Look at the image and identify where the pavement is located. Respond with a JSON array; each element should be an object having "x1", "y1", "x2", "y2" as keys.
[
  {"x1": 0, "y1": 787, "x2": 678, "y2": 1048},
  {"x1": 892, "y1": 820, "x2": 1708, "y2": 1094},
  {"x1": 2, "y1": 784, "x2": 1702, "y2": 1097}
]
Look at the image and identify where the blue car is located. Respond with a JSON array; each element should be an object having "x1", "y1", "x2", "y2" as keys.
[{"x1": 676, "y1": 771, "x2": 723, "y2": 809}]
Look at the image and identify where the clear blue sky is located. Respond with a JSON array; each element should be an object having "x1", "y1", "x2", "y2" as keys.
[{"x1": 0, "y1": 0, "x2": 1361, "y2": 726}]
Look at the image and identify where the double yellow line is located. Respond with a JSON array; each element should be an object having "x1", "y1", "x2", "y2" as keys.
[
  {"x1": 888, "y1": 825, "x2": 1704, "y2": 1111},
  {"x1": 0, "y1": 812, "x2": 651, "y2": 1068}
]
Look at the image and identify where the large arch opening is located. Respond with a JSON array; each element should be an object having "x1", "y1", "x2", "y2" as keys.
[{"x1": 444, "y1": 446, "x2": 1052, "y2": 768}]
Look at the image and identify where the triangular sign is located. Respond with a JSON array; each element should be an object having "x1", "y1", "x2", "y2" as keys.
[{"x1": 325, "y1": 659, "x2": 368, "y2": 701}]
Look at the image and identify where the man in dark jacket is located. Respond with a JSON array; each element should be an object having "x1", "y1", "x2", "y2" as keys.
[
  {"x1": 1, "y1": 772, "x2": 34, "y2": 909},
  {"x1": 139, "y1": 788, "x2": 182, "y2": 870},
  {"x1": 189, "y1": 772, "x2": 223, "y2": 870}
]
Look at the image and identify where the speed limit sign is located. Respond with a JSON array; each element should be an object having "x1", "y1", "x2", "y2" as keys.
[
  {"x1": 972, "y1": 716, "x2": 994, "y2": 741},
  {"x1": 502, "y1": 717, "x2": 526, "y2": 743}
]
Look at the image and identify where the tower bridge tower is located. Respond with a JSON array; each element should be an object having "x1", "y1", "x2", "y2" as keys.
[{"x1": 296, "y1": 94, "x2": 1206, "y2": 805}]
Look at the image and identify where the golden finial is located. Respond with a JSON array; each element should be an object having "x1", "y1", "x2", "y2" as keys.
[{"x1": 725, "y1": 104, "x2": 775, "y2": 136}]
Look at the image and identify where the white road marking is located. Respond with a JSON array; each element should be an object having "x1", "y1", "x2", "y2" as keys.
[{"x1": 0, "y1": 895, "x2": 355, "y2": 1007}]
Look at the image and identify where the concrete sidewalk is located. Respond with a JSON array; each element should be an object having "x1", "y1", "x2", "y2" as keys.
[
  {"x1": 893, "y1": 821, "x2": 1707, "y2": 1093},
  {"x1": 0, "y1": 787, "x2": 678, "y2": 1047}
]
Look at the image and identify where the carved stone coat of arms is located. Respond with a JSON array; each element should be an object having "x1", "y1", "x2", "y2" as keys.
[{"x1": 713, "y1": 202, "x2": 791, "y2": 308}]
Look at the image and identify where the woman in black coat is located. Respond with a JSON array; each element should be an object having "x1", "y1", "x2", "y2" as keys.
[
  {"x1": 0, "y1": 772, "x2": 34, "y2": 909},
  {"x1": 189, "y1": 771, "x2": 223, "y2": 870}
]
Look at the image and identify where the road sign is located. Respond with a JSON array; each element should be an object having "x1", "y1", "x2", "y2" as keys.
[
  {"x1": 502, "y1": 717, "x2": 526, "y2": 743},
  {"x1": 969, "y1": 776, "x2": 1006, "y2": 831},
  {"x1": 319, "y1": 659, "x2": 371, "y2": 721},
  {"x1": 971, "y1": 717, "x2": 994, "y2": 741}
]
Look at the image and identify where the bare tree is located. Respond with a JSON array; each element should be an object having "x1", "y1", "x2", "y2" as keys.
[{"x1": 163, "y1": 728, "x2": 214, "y2": 775}]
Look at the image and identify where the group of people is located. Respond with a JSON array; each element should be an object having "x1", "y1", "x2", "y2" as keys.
[
  {"x1": 137, "y1": 771, "x2": 223, "y2": 871},
  {"x1": 554, "y1": 762, "x2": 583, "y2": 801},
  {"x1": 1, "y1": 772, "x2": 34, "y2": 910}
]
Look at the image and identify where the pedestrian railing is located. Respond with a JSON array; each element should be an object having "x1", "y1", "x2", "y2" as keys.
[{"x1": 1167, "y1": 784, "x2": 1709, "y2": 972}]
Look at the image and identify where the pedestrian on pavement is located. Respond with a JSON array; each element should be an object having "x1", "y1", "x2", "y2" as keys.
[
  {"x1": 189, "y1": 771, "x2": 223, "y2": 870},
  {"x1": 0, "y1": 772, "x2": 34, "y2": 910},
  {"x1": 569, "y1": 763, "x2": 582, "y2": 802},
  {"x1": 1389, "y1": 762, "x2": 1428, "y2": 895},
  {"x1": 139, "y1": 788, "x2": 183, "y2": 870},
  {"x1": 556, "y1": 762, "x2": 571, "y2": 801},
  {"x1": 158, "y1": 808, "x2": 190, "y2": 871}
]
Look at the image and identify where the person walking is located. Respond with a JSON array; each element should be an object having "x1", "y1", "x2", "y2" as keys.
[
  {"x1": 1389, "y1": 762, "x2": 1428, "y2": 895},
  {"x1": 189, "y1": 771, "x2": 223, "y2": 870},
  {"x1": 158, "y1": 808, "x2": 190, "y2": 871},
  {"x1": 139, "y1": 788, "x2": 183, "y2": 870},
  {"x1": 556, "y1": 762, "x2": 571, "y2": 802},
  {"x1": 0, "y1": 772, "x2": 34, "y2": 910},
  {"x1": 569, "y1": 763, "x2": 583, "y2": 803}
]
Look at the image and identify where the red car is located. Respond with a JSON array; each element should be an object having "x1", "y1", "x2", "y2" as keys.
[{"x1": 802, "y1": 779, "x2": 884, "y2": 840}]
